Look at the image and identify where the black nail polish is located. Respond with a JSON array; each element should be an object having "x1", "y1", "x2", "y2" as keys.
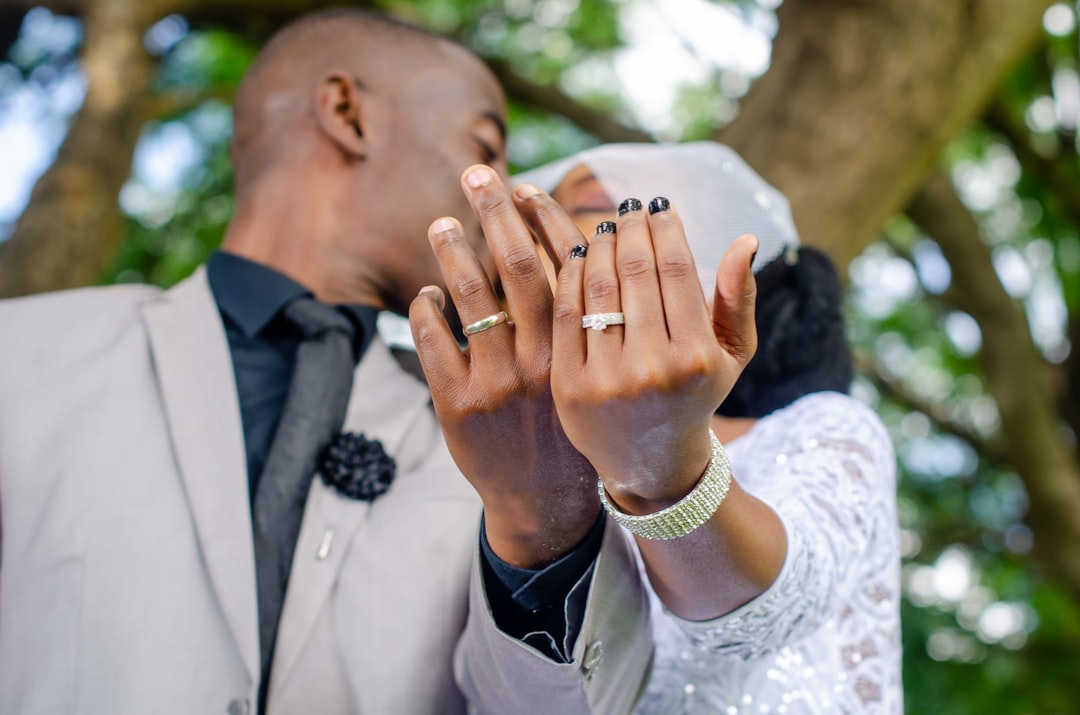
[
  {"x1": 648, "y1": 197, "x2": 670, "y2": 214},
  {"x1": 617, "y1": 198, "x2": 642, "y2": 216},
  {"x1": 570, "y1": 244, "x2": 588, "y2": 259},
  {"x1": 596, "y1": 221, "x2": 616, "y2": 235}
]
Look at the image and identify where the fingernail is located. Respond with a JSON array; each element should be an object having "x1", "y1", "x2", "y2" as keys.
[
  {"x1": 431, "y1": 217, "x2": 456, "y2": 234},
  {"x1": 569, "y1": 244, "x2": 588, "y2": 259},
  {"x1": 648, "y1": 197, "x2": 670, "y2": 214},
  {"x1": 596, "y1": 221, "x2": 616, "y2": 235},
  {"x1": 618, "y1": 198, "x2": 642, "y2": 216},
  {"x1": 514, "y1": 183, "x2": 541, "y2": 199},
  {"x1": 465, "y1": 167, "x2": 493, "y2": 188},
  {"x1": 418, "y1": 285, "x2": 445, "y2": 311}
]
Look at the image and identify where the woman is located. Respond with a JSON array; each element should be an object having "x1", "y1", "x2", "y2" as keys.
[
  {"x1": 516, "y1": 142, "x2": 902, "y2": 714},
  {"x1": 407, "y1": 142, "x2": 901, "y2": 713}
]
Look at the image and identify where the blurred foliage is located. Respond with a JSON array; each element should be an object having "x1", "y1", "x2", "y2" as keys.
[
  {"x1": 2, "y1": 1, "x2": 1080, "y2": 712},
  {"x1": 106, "y1": 100, "x2": 235, "y2": 287}
]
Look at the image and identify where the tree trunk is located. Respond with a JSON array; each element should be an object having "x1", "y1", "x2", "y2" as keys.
[
  {"x1": 720, "y1": 0, "x2": 1054, "y2": 270},
  {"x1": 0, "y1": 0, "x2": 153, "y2": 298}
]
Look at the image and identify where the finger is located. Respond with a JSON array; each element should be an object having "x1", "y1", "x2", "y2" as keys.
[
  {"x1": 461, "y1": 166, "x2": 552, "y2": 349},
  {"x1": 646, "y1": 197, "x2": 712, "y2": 342},
  {"x1": 551, "y1": 242, "x2": 588, "y2": 385},
  {"x1": 712, "y1": 233, "x2": 759, "y2": 367},
  {"x1": 613, "y1": 198, "x2": 666, "y2": 348},
  {"x1": 582, "y1": 220, "x2": 623, "y2": 363},
  {"x1": 512, "y1": 183, "x2": 588, "y2": 274},
  {"x1": 409, "y1": 285, "x2": 469, "y2": 393},
  {"x1": 427, "y1": 216, "x2": 512, "y2": 361}
]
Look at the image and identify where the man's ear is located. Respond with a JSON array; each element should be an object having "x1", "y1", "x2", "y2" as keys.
[{"x1": 314, "y1": 70, "x2": 367, "y2": 159}]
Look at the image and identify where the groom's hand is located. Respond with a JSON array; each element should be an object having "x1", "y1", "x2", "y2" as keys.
[{"x1": 408, "y1": 166, "x2": 598, "y2": 568}]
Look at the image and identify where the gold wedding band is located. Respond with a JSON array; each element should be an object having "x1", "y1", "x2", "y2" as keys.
[{"x1": 464, "y1": 311, "x2": 512, "y2": 336}]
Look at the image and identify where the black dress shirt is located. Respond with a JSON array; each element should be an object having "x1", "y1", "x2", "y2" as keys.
[
  {"x1": 205, "y1": 250, "x2": 600, "y2": 663},
  {"x1": 206, "y1": 251, "x2": 377, "y2": 500}
]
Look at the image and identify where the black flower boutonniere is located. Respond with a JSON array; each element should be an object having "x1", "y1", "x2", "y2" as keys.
[{"x1": 318, "y1": 432, "x2": 397, "y2": 502}]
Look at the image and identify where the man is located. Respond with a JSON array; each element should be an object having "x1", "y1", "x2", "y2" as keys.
[{"x1": 0, "y1": 10, "x2": 650, "y2": 714}]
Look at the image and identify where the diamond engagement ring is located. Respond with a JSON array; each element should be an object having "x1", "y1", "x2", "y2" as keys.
[
  {"x1": 464, "y1": 311, "x2": 511, "y2": 336},
  {"x1": 581, "y1": 312, "x2": 626, "y2": 331}
]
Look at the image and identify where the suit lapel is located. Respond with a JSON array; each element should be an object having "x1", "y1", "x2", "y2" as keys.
[
  {"x1": 141, "y1": 268, "x2": 260, "y2": 683},
  {"x1": 268, "y1": 336, "x2": 433, "y2": 698}
]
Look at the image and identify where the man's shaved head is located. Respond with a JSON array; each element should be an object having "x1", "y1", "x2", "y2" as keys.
[
  {"x1": 231, "y1": 9, "x2": 446, "y2": 193},
  {"x1": 221, "y1": 7, "x2": 506, "y2": 314}
]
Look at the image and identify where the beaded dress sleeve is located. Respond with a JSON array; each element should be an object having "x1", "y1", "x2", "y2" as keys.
[{"x1": 636, "y1": 392, "x2": 903, "y2": 715}]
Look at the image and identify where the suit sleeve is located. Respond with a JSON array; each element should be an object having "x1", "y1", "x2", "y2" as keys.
[
  {"x1": 478, "y1": 511, "x2": 605, "y2": 662},
  {"x1": 455, "y1": 519, "x2": 654, "y2": 714}
]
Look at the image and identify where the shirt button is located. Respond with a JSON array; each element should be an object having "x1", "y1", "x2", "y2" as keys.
[
  {"x1": 582, "y1": 640, "x2": 604, "y2": 679},
  {"x1": 225, "y1": 699, "x2": 250, "y2": 715}
]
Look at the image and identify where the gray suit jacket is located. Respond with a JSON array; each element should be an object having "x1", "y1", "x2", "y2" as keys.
[{"x1": 0, "y1": 269, "x2": 651, "y2": 714}]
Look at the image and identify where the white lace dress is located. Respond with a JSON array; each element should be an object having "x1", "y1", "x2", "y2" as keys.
[{"x1": 635, "y1": 392, "x2": 902, "y2": 714}]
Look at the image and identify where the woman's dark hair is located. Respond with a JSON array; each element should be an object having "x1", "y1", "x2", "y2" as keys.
[{"x1": 716, "y1": 246, "x2": 853, "y2": 419}]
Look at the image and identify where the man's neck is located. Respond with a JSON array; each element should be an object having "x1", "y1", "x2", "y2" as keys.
[{"x1": 221, "y1": 201, "x2": 386, "y2": 309}]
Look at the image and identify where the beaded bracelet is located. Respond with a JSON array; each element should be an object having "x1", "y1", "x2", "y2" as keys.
[{"x1": 598, "y1": 431, "x2": 732, "y2": 540}]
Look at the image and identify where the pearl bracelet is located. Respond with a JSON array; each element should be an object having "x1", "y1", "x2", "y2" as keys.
[{"x1": 598, "y1": 431, "x2": 732, "y2": 540}]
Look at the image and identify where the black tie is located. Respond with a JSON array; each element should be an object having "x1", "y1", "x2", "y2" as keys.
[{"x1": 253, "y1": 297, "x2": 356, "y2": 692}]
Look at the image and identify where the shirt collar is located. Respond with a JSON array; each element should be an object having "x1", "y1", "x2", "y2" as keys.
[
  {"x1": 208, "y1": 250, "x2": 310, "y2": 337},
  {"x1": 206, "y1": 250, "x2": 380, "y2": 361}
]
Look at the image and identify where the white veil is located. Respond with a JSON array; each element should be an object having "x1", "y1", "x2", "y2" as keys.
[
  {"x1": 379, "y1": 141, "x2": 799, "y2": 349},
  {"x1": 514, "y1": 141, "x2": 800, "y2": 294}
]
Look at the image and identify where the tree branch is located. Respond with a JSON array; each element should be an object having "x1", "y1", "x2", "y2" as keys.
[
  {"x1": 0, "y1": 0, "x2": 84, "y2": 14},
  {"x1": 143, "y1": 84, "x2": 236, "y2": 121},
  {"x1": 1068, "y1": 315, "x2": 1080, "y2": 441},
  {"x1": 983, "y1": 98, "x2": 1080, "y2": 442},
  {"x1": 855, "y1": 349, "x2": 1008, "y2": 465},
  {"x1": 985, "y1": 100, "x2": 1080, "y2": 231},
  {"x1": 169, "y1": 0, "x2": 377, "y2": 41},
  {"x1": 484, "y1": 58, "x2": 652, "y2": 144},
  {"x1": 906, "y1": 170, "x2": 1080, "y2": 599}
]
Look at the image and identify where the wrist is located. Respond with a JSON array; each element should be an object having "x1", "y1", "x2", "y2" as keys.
[
  {"x1": 483, "y1": 494, "x2": 601, "y2": 568},
  {"x1": 599, "y1": 431, "x2": 713, "y2": 514},
  {"x1": 599, "y1": 430, "x2": 733, "y2": 541},
  {"x1": 603, "y1": 475, "x2": 702, "y2": 516}
]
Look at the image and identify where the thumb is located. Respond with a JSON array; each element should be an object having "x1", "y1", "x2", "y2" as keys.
[{"x1": 712, "y1": 234, "x2": 758, "y2": 366}]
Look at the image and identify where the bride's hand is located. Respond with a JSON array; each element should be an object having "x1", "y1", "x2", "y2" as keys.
[{"x1": 518, "y1": 191, "x2": 759, "y2": 514}]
